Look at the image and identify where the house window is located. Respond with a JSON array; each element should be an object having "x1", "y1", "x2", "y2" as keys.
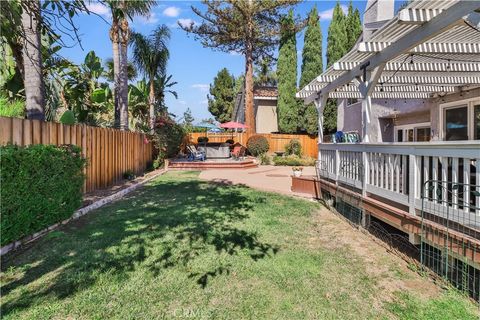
[
  {"x1": 394, "y1": 122, "x2": 431, "y2": 142},
  {"x1": 441, "y1": 98, "x2": 480, "y2": 141},
  {"x1": 416, "y1": 127, "x2": 431, "y2": 142},
  {"x1": 444, "y1": 106, "x2": 468, "y2": 141}
]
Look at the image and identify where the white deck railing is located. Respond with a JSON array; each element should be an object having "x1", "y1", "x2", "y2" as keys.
[{"x1": 318, "y1": 141, "x2": 480, "y2": 229}]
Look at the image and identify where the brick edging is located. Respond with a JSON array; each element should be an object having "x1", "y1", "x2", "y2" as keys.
[{"x1": 0, "y1": 169, "x2": 167, "y2": 256}]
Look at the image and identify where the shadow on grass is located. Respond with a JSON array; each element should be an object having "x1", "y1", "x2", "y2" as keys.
[{"x1": 1, "y1": 175, "x2": 278, "y2": 316}]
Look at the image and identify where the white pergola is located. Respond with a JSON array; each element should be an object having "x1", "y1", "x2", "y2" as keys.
[{"x1": 296, "y1": 0, "x2": 480, "y2": 143}]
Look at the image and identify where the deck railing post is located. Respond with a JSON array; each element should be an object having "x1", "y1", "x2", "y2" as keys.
[
  {"x1": 335, "y1": 149, "x2": 340, "y2": 186},
  {"x1": 408, "y1": 153, "x2": 417, "y2": 215},
  {"x1": 362, "y1": 149, "x2": 368, "y2": 197}
]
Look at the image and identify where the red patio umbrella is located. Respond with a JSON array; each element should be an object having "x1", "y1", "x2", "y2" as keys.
[
  {"x1": 219, "y1": 122, "x2": 248, "y2": 144},
  {"x1": 219, "y1": 121, "x2": 248, "y2": 129}
]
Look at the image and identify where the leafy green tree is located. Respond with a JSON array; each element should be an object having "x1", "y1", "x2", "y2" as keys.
[
  {"x1": 180, "y1": 0, "x2": 301, "y2": 133},
  {"x1": 130, "y1": 25, "x2": 171, "y2": 132},
  {"x1": 299, "y1": 5, "x2": 323, "y2": 135},
  {"x1": 1, "y1": 0, "x2": 91, "y2": 120},
  {"x1": 208, "y1": 68, "x2": 236, "y2": 123},
  {"x1": 64, "y1": 51, "x2": 112, "y2": 126},
  {"x1": 277, "y1": 10, "x2": 299, "y2": 133},
  {"x1": 128, "y1": 75, "x2": 178, "y2": 133},
  {"x1": 182, "y1": 107, "x2": 195, "y2": 133},
  {"x1": 346, "y1": 1, "x2": 362, "y2": 50}
]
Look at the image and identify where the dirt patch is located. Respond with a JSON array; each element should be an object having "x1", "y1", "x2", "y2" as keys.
[
  {"x1": 308, "y1": 207, "x2": 441, "y2": 304},
  {"x1": 82, "y1": 169, "x2": 163, "y2": 207}
]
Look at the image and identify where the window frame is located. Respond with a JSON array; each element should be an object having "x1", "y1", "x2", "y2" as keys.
[
  {"x1": 394, "y1": 122, "x2": 431, "y2": 142},
  {"x1": 439, "y1": 97, "x2": 480, "y2": 141}
]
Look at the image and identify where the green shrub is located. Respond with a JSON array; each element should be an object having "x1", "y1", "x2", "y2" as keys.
[
  {"x1": 197, "y1": 136, "x2": 209, "y2": 144},
  {"x1": 0, "y1": 144, "x2": 86, "y2": 245},
  {"x1": 0, "y1": 95, "x2": 25, "y2": 118},
  {"x1": 258, "y1": 153, "x2": 271, "y2": 165},
  {"x1": 123, "y1": 170, "x2": 135, "y2": 180},
  {"x1": 152, "y1": 115, "x2": 186, "y2": 164},
  {"x1": 247, "y1": 135, "x2": 269, "y2": 156},
  {"x1": 273, "y1": 155, "x2": 316, "y2": 166},
  {"x1": 285, "y1": 139, "x2": 302, "y2": 157},
  {"x1": 59, "y1": 110, "x2": 76, "y2": 125}
]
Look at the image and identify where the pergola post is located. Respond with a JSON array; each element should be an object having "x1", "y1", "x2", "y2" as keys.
[
  {"x1": 354, "y1": 64, "x2": 385, "y2": 143},
  {"x1": 314, "y1": 94, "x2": 328, "y2": 144}
]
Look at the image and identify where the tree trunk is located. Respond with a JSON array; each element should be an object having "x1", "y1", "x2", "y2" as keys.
[
  {"x1": 244, "y1": 1, "x2": 255, "y2": 134},
  {"x1": 118, "y1": 2, "x2": 130, "y2": 131},
  {"x1": 244, "y1": 45, "x2": 255, "y2": 134},
  {"x1": 149, "y1": 80, "x2": 156, "y2": 134},
  {"x1": 21, "y1": 0, "x2": 45, "y2": 120},
  {"x1": 109, "y1": 18, "x2": 121, "y2": 129}
]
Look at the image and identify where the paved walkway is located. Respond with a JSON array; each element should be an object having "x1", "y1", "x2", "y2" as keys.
[{"x1": 199, "y1": 165, "x2": 316, "y2": 197}]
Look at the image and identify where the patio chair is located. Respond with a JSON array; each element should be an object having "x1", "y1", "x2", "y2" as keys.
[
  {"x1": 231, "y1": 144, "x2": 246, "y2": 160},
  {"x1": 187, "y1": 145, "x2": 206, "y2": 161}
]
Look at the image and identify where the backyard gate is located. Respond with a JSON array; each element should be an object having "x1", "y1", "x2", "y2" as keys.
[{"x1": 420, "y1": 180, "x2": 480, "y2": 302}]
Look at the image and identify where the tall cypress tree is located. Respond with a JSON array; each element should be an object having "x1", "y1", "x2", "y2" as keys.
[
  {"x1": 326, "y1": 2, "x2": 348, "y2": 68},
  {"x1": 346, "y1": 1, "x2": 362, "y2": 50},
  {"x1": 299, "y1": 5, "x2": 323, "y2": 135},
  {"x1": 324, "y1": 2, "x2": 348, "y2": 134},
  {"x1": 277, "y1": 10, "x2": 298, "y2": 133}
]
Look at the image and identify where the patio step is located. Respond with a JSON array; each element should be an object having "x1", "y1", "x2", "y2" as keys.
[{"x1": 168, "y1": 159, "x2": 258, "y2": 170}]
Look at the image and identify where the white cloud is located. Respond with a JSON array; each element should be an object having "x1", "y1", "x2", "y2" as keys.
[
  {"x1": 192, "y1": 84, "x2": 209, "y2": 92},
  {"x1": 201, "y1": 99, "x2": 208, "y2": 105},
  {"x1": 86, "y1": 3, "x2": 110, "y2": 18},
  {"x1": 229, "y1": 51, "x2": 242, "y2": 56},
  {"x1": 135, "y1": 12, "x2": 159, "y2": 25},
  {"x1": 319, "y1": 5, "x2": 348, "y2": 20},
  {"x1": 163, "y1": 6, "x2": 181, "y2": 18},
  {"x1": 178, "y1": 100, "x2": 187, "y2": 105},
  {"x1": 177, "y1": 18, "x2": 196, "y2": 29}
]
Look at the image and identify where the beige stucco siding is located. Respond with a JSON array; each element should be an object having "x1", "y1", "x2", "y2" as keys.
[{"x1": 255, "y1": 99, "x2": 278, "y2": 133}]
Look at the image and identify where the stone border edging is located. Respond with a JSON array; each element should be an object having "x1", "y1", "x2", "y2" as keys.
[{"x1": 0, "y1": 169, "x2": 167, "y2": 256}]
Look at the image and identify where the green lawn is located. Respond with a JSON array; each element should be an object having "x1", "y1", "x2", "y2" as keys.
[{"x1": 1, "y1": 171, "x2": 478, "y2": 319}]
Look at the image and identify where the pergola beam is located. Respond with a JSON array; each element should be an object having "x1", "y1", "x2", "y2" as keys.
[
  {"x1": 306, "y1": 75, "x2": 480, "y2": 92},
  {"x1": 303, "y1": 1, "x2": 480, "y2": 104},
  {"x1": 398, "y1": 8, "x2": 445, "y2": 23},
  {"x1": 333, "y1": 61, "x2": 480, "y2": 72},
  {"x1": 358, "y1": 41, "x2": 480, "y2": 54}
]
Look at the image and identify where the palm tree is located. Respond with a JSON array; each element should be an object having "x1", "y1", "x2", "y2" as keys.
[
  {"x1": 21, "y1": 0, "x2": 45, "y2": 120},
  {"x1": 104, "y1": 58, "x2": 137, "y2": 83},
  {"x1": 130, "y1": 25, "x2": 171, "y2": 132},
  {"x1": 156, "y1": 73, "x2": 178, "y2": 112},
  {"x1": 106, "y1": 0, "x2": 154, "y2": 131}
]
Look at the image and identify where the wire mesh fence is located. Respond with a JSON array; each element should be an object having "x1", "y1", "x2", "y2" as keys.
[{"x1": 420, "y1": 180, "x2": 480, "y2": 302}]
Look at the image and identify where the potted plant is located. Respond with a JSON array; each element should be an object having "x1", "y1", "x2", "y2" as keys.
[{"x1": 292, "y1": 166, "x2": 303, "y2": 177}]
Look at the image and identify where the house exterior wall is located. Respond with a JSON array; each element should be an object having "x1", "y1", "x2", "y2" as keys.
[
  {"x1": 336, "y1": 87, "x2": 480, "y2": 142},
  {"x1": 255, "y1": 99, "x2": 278, "y2": 133},
  {"x1": 337, "y1": 98, "x2": 429, "y2": 142}
]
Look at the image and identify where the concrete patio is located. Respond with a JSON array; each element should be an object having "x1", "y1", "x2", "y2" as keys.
[{"x1": 199, "y1": 165, "x2": 316, "y2": 197}]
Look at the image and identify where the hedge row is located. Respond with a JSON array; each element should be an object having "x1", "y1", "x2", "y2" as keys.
[{"x1": 1, "y1": 144, "x2": 86, "y2": 246}]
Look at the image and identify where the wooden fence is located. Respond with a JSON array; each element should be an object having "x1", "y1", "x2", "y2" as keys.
[
  {"x1": 0, "y1": 117, "x2": 154, "y2": 193},
  {"x1": 189, "y1": 132, "x2": 318, "y2": 157}
]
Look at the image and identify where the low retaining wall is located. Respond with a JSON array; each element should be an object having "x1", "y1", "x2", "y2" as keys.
[{"x1": 291, "y1": 175, "x2": 480, "y2": 265}]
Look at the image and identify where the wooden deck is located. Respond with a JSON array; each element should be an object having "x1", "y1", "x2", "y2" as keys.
[{"x1": 168, "y1": 158, "x2": 258, "y2": 170}]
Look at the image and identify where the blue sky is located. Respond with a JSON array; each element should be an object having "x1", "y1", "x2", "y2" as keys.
[{"x1": 59, "y1": 1, "x2": 403, "y2": 122}]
